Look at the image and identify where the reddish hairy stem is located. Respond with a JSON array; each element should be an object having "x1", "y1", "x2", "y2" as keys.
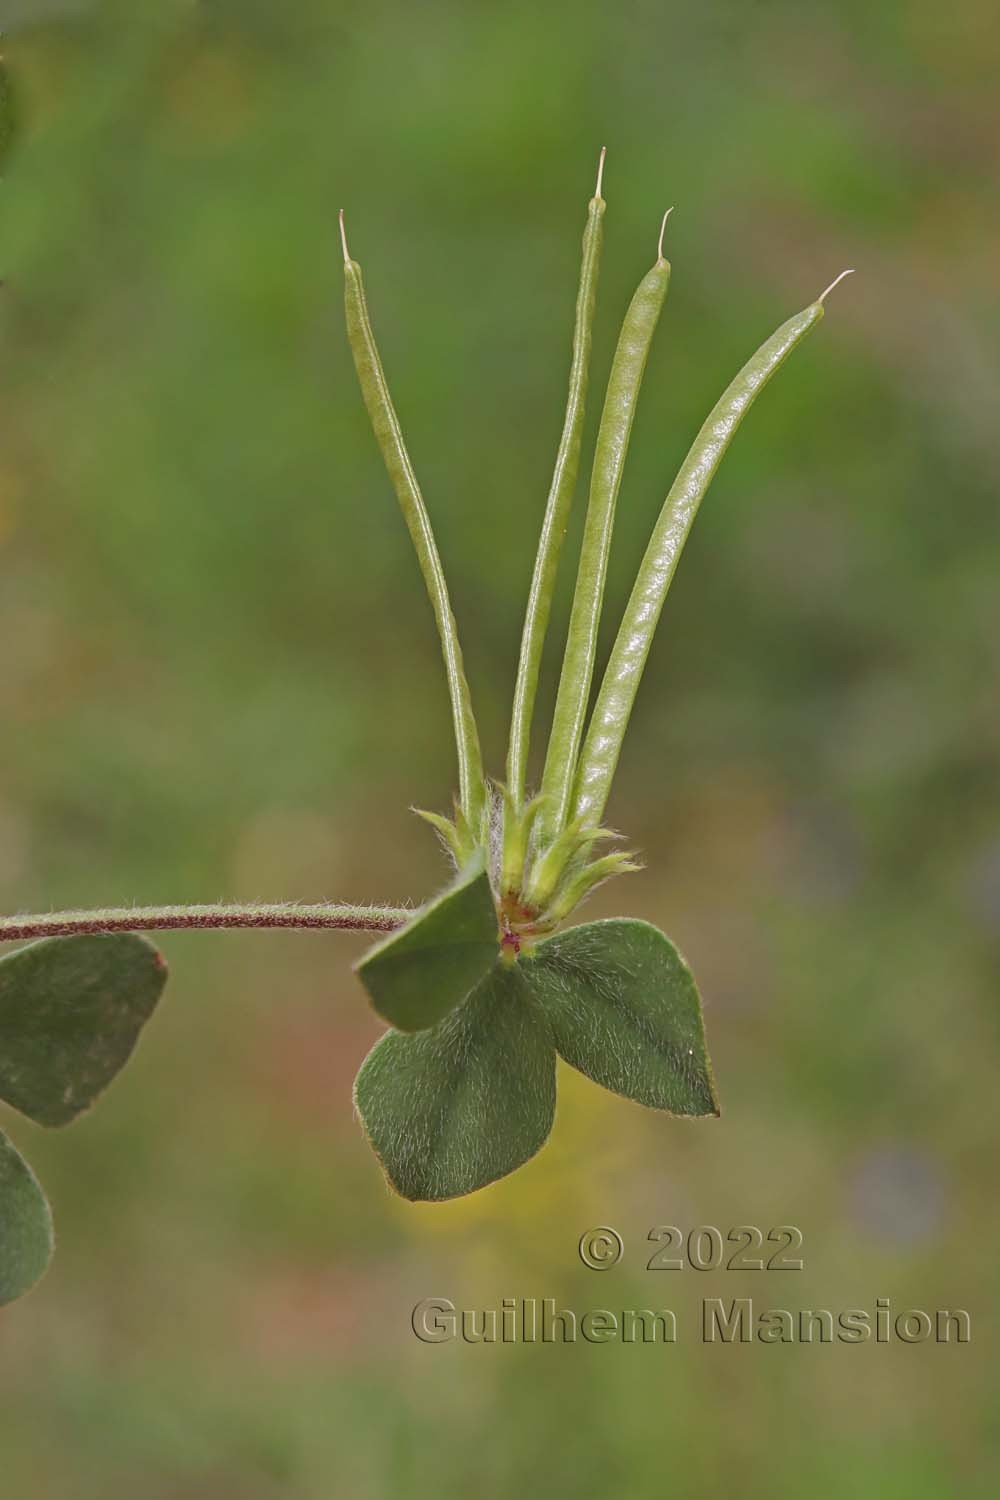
[{"x1": 0, "y1": 903, "x2": 411, "y2": 943}]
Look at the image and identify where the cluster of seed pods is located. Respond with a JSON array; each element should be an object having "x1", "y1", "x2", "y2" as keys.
[{"x1": 340, "y1": 151, "x2": 852, "y2": 936}]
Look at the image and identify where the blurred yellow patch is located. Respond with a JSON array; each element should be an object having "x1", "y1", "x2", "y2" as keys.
[
  {"x1": 163, "y1": 47, "x2": 257, "y2": 148},
  {"x1": 0, "y1": 37, "x2": 70, "y2": 140},
  {"x1": 906, "y1": 0, "x2": 1000, "y2": 79},
  {"x1": 0, "y1": 466, "x2": 22, "y2": 547},
  {"x1": 385, "y1": 1061, "x2": 640, "y2": 1276}
]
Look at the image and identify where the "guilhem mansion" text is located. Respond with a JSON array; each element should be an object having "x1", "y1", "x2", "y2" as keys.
[{"x1": 412, "y1": 1296, "x2": 972, "y2": 1346}]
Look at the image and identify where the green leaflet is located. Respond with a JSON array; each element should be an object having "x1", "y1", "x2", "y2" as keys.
[
  {"x1": 354, "y1": 913, "x2": 717, "y2": 1200},
  {"x1": 528, "y1": 919, "x2": 719, "y2": 1117},
  {"x1": 0, "y1": 934, "x2": 168, "y2": 1127},
  {"x1": 354, "y1": 859, "x2": 499, "y2": 1032},
  {"x1": 354, "y1": 962, "x2": 556, "y2": 1201},
  {"x1": 0, "y1": 1129, "x2": 55, "y2": 1306}
]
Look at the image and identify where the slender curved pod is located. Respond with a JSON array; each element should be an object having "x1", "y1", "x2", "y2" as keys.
[
  {"x1": 573, "y1": 274, "x2": 854, "y2": 828},
  {"x1": 506, "y1": 150, "x2": 606, "y2": 808},
  {"x1": 341, "y1": 215, "x2": 487, "y2": 834},
  {"x1": 537, "y1": 214, "x2": 672, "y2": 845}
]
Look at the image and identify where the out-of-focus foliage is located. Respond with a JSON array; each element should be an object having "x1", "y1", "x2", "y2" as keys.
[
  {"x1": 0, "y1": 57, "x2": 13, "y2": 170},
  {"x1": 0, "y1": 1, "x2": 997, "y2": 1495}
]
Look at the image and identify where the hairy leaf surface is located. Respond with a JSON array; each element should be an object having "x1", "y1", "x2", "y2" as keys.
[
  {"x1": 0, "y1": 934, "x2": 167, "y2": 1127},
  {"x1": 528, "y1": 919, "x2": 719, "y2": 1116},
  {"x1": 355, "y1": 963, "x2": 555, "y2": 1200},
  {"x1": 0, "y1": 1129, "x2": 54, "y2": 1305},
  {"x1": 355, "y1": 859, "x2": 498, "y2": 1031}
]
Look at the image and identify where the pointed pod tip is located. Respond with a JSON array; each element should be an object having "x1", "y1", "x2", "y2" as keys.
[
  {"x1": 338, "y1": 208, "x2": 350, "y2": 264},
  {"x1": 817, "y1": 267, "x2": 855, "y2": 305},
  {"x1": 657, "y1": 207, "x2": 674, "y2": 262},
  {"x1": 595, "y1": 146, "x2": 607, "y2": 199}
]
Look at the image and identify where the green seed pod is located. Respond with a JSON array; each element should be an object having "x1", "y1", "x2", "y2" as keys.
[
  {"x1": 573, "y1": 271, "x2": 854, "y2": 828},
  {"x1": 341, "y1": 214, "x2": 487, "y2": 835},
  {"x1": 506, "y1": 150, "x2": 607, "y2": 810},
  {"x1": 538, "y1": 212, "x2": 673, "y2": 846}
]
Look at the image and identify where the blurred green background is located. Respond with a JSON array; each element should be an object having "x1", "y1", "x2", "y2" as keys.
[{"x1": 0, "y1": 0, "x2": 997, "y2": 1494}]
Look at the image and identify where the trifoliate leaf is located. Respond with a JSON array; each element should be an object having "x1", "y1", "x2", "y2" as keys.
[
  {"x1": 527, "y1": 918, "x2": 719, "y2": 1116},
  {"x1": 355, "y1": 858, "x2": 498, "y2": 1031},
  {"x1": 0, "y1": 1128, "x2": 54, "y2": 1306},
  {"x1": 354, "y1": 962, "x2": 555, "y2": 1200},
  {"x1": 0, "y1": 933, "x2": 168, "y2": 1127}
]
